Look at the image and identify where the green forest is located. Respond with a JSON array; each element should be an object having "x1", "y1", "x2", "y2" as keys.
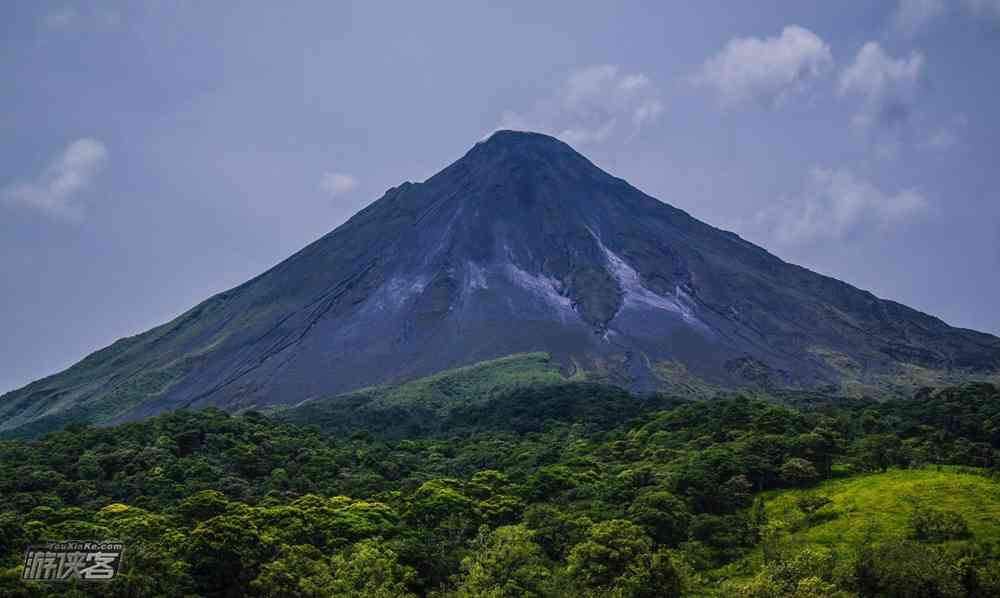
[{"x1": 2, "y1": 380, "x2": 1000, "y2": 597}]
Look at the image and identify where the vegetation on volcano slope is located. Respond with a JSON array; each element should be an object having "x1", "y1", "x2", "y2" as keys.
[
  {"x1": 1, "y1": 381, "x2": 999, "y2": 596},
  {"x1": 274, "y1": 352, "x2": 572, "y2": 436}
]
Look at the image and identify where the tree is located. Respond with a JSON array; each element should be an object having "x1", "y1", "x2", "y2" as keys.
[
  {"x1": 251, "y1": 540, "x2": 416, "y2": 598},
  {"x1": 0, "y1": 511, "x2": 24, "y2": 554},
  {"x1": 722, "y1": 475, "x2": 754, "y2": 511},
  {"x1": 735, "y1": 546, "x2": 851, "y2": 598},
  {"x1": 404, "y1": 479, "x2": 478, "y2": 565},
  {"x1": 567, "y1": 519, "x2": 681, "y2": 597},
  {"x1": 77, "y1": 451, "x2": 102, "y2": 481},
  {"x1": 909, "y1": 505, "x2": 970, "y2": 542},
  {"x1": 526, "y1": 465, "x2": 578, "y2": 501},
  {"x1": 673, "y1": 446, "x2": 747, "y2": 513},
  {"x1": 178, "y1": 489, "x2": 231, "y2": 521},
  {"x1": 618, "y1": 548, "x2": 683, "y2": 598},
  {"x1": 627, "y1": 490, "x2": 691, "y2": 547},
  {"x1": 522, "y1": 504, "x2": 591, "y2": 560},
  {"x1": 568, "y1": 520, "x2": 651, "y2": 590},
  {"x1": 252, "y1": 544, "x2": 335, "y2": 598},
  {"x1": 854, "y1": 434, "x2": 907, "y2": 472},
  {"x1": 794, "y1": 494, "x2": 831, "y2": 524},
  {"x1": 779, "y1": 458, "x2": 819, "y2": 488},
  {"x1": 452, "y1": 525, "x2": 552, "y2": 598},
  {"x1": 855, "y1": 540, "x2": 965, "y2": 598},
  {"x1": 794, "y1": 430, "x2": 841, "y2": 478},
  {"x1": 476, "y1": 494, "x2": 525, "y2": 528},
  {"x1": 749, "y1": 496, "x2": 768, "y2": 544},
  {"x1": 405, "y1": 479, "x2": 476, "y2": 531},
  {"x1": 186, "y1": 513, "x2": 273, "y2": 596},
  {"x1": 326, "y1": 539, "x2": 417, "y2": 598}
]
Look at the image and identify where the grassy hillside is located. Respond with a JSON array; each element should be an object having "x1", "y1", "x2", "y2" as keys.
[
  {"x1": 361, "y1": 352, "x2": 568, "y2": 412},
  {"x1": 275, "y1": 352, "x2": 686, "y2": 439},
  {"x1": 706, "y1": 467, "x2": 1000, "y2": 595},
  {"x1": 275, "y1": 352, "x2": 571, "y2": 435},
  {"x1": 763, "y1": 467, "x2": 1000, "y2": 550}
]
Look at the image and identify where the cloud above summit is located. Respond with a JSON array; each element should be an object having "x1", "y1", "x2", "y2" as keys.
[
  {"x1": 496, "y1": 65, "x2": 665, "y2": 146},
  {"x1": 696, "y1": 25, "x2": 834, "y2": 108}
]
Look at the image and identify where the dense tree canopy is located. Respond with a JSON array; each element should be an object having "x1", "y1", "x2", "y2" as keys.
[{"x1": 1, "y1": 381, "x2": 999, "y2": 595}]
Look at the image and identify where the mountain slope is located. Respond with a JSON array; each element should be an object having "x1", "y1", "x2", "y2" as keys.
[{"x1": 3, "y1": 130, "x2": 999, "y2": 435}]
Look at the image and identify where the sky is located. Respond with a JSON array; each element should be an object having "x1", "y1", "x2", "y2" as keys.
[{"x1": 2, "y1": 1, "x2": 1000, "y2": 394}]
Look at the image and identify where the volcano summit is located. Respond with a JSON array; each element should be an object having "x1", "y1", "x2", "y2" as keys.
[{"x1": 3, "y1": 130, "x2": 999, "y2": 434}]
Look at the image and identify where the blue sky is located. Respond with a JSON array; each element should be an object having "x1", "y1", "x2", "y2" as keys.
[{"x1": 2, "y1": 1, "x2": 999, "y2": 394}]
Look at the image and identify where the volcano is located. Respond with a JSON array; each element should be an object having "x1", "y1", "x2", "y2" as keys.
[{"x1": 3, "y1": 130, "x2": 999, "y2": 435}]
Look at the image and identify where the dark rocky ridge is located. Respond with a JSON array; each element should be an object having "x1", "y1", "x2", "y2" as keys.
[{"x1": 2, "y1": 130, "x2": 999, "y2": 434}]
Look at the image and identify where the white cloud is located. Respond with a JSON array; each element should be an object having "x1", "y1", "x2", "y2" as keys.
[
  {"x1": 320, "y1": 172, "x2": 358, "y2": 196},
  {"x1": 755, "y1": 168, "x2": 929, "y2": 245},
  {"x1": 564, "y1": 65, "x2": 620, "y2": 107},
  {"x1": 494, "y1": 65, "x2": 665, "y2": 146},
  {"x1": 893, "y1": 0, "x2": 948, "y2": 36},
  {"x1": 556, "y1": 119, "x2": 618, "y2": 146},
  {"x1": 633, "y1": 99, "x2": 664, "y2": 129},
  {"x1": 2, "y1": 138, "x2": 108, "y2": 222},
  {"x1": 839, "y1": 42, "x2": 924, "y2": 131},
  {"x1": 696, "y1": 25, "x2": 834, "y2": 108},
  {"x1": 618, "y1": 73, "x2": 650, "y2": 93}
]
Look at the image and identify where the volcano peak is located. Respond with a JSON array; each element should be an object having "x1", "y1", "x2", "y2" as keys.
[
  {"x1": 478, "y1": 128, "x2": 568, "y2": 147},
  {"x1": 3, "y1": 131, "x2": 999, "y2": 434},
  {"x1": 465, "y1": 129, "x2": 593, "y2": 173}
]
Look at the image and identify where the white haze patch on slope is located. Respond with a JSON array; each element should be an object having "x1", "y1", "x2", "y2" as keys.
[
  {"x1": 491, "y1": 248, "x2": 576, "y2": 322},
  {"x1": 493, "y1": 239, "x2": 576, "y2": 320},
  {"x1": 362, "y1": 274, "x2": 430, "y2": 313},
  {"x1": 466, "y1": 261, "x2": 488, "y2": 290},
  {"x1": 587, "y1": 228, "x2": 705, "y2": 329},
  {"x1": 462, "y1": 256, "x2": 576, "y2": 323},
  {"x1": 503, "y1": 263, "x2": 574, "y2": 315}
]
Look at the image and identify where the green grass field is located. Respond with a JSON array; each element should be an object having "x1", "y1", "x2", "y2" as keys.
[
  {"x1": 275, "y1": 352, "x2": 571, "y2": 429},
  {"x1": 364, "y1": 352, "x2": 567, "y2": 413},
  {"x1": 705, "y1": 467, "x2": 1000, "y2": 593},
  {"x1": 763, "y1": 467, "x2": 1000, "y2": 552}
]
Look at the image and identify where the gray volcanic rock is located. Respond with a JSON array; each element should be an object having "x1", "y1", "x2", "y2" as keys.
[{"x1": 3, "y1": 130, "x2": 999, "y2": 433}]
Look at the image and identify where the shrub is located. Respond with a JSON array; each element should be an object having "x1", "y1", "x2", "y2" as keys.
[
  {"x1": 854, "y1": 540, "x2": 965, "y2": 598},
  {"x1": 909, "y1": 505, "x2": 971, "y2": 543},
  {"x1": 794, "y1": 495, "x2": 831, "y2": 518},
  {"x1": 779, "y1": 458, "x2": 820, "y2": 488}
]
